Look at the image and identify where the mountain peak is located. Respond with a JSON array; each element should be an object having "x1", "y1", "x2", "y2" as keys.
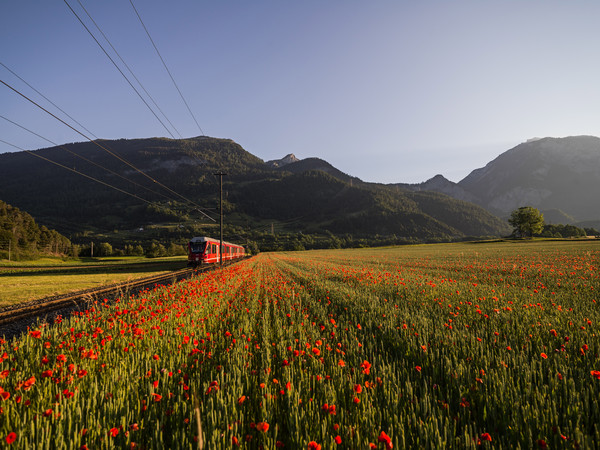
[{"x1": 266, "y1": 153, "x2": 300, "y2": 168}]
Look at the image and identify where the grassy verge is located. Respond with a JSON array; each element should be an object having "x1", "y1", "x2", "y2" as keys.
[{"x1": 0, "y1": 256, "x2": 187, "y2": 307}]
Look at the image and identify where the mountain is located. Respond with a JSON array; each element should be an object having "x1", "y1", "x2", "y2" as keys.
[
  {"x1": 266, "y1": 153, "x2": 300, "y2": 168},
  {"x1": 398, "y1": 136, "x2": 600, "y2": 225},
  {"x1": 0, "y1": 136, "x2": 509, "y2": 250},
  {"x1": 275, "y1": 157, "x2": 358, "y2": 184}
]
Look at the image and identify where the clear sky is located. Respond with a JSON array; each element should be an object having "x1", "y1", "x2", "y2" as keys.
[{"x1": 2, "y1": 1, "x2": 600, "y2": 184}]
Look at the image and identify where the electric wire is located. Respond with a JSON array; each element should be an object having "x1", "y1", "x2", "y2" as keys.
[
  {"x1": 75, "y1": 0, "x2": 183, "y2": 139},
  {"x1": 0, "y1": 114, "x2": 176, "y2": 203},
  {"x1": 0, "y1": 138, "x2": 154, "y2": 205},
  {"x1": 62, "y1": 0, "x2": 177, "y2": 139},
  {"x1": 0, "y1": 61, "x2": 97, "y2": 139},
  {"x1": 129, "y1": 0, "x2": 205, "y2": 136},
  {"x1": 0, "y1": 62, "x2": 209, "y2": 205},
  {"x1": 0, "y1": 78, "x2": 216, "y2": 222}
]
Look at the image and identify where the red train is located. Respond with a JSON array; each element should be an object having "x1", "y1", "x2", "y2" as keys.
[{"x1": 187, "y1": 236, "x2": 245, "y2": 266}]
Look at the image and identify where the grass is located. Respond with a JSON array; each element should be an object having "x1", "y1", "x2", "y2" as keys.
[
  {"x1": 0, "y1": 256, "x2": 187, "y2": 307},
  {"x1": 1, "y1": 239, "x2": 598, "y2": 448}
]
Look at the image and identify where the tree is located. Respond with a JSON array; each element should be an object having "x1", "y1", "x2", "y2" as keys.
[
  {"x1": 97, "y1": 242, "x2": 113, "y2": 257},
  {"x1": 508, "y1": 207, "x2": 544, "y2": 238}
]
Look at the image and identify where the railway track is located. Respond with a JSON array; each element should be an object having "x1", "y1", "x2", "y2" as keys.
[{"x1": 0, "y1": 262, "x2": 229, "y2": 340}]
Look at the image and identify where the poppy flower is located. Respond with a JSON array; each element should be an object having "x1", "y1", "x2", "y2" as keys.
[
  {"x1": 591, "y1": 370, "x2": 600, "y2": 380},
  {"x1": 5, "y1": 432, "x2": 16, "y2": 444},
  {"x1": 378, "y1": 431, "x2": 393, "y2": 449},
  {"x1": 308, "y1": 442, "x2": 321, "y2": 450},
  {"x1": 0, "y1": 388, "x2": 10, "y2": 401},
  {"x1": 360, "y1": 360, "x2": 372, "y2": 375},
  {"x1": 256, "y1": 422, "x2": 269, "y2": 432},
  {"x1": 480, "y1": 433, "x2": 492, "y2": 442},
  {"x1": 540, "y1": 353, "x2": 547, "y2": 359},
  {"x1": 335, "y1": 435, "x2": 342, "y2": 445},
  {"x1": 109, "y1": 428, "x2": 119, "y2": 437}
]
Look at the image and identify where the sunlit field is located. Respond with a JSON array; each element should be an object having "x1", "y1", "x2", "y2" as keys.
[
  {"x1": 1, "y1": 241, "x2": 599, "y2": 448},
  {"x1": 0, "y1": 256, "x2": 187, "y2": 306}
]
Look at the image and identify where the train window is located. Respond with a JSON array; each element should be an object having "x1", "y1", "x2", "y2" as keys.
[{"x1": 190, "y1": 242, "x2": 206, "y2": 253}]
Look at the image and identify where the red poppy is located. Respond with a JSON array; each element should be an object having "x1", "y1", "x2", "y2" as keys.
[
  {"x1": 335, "y1": 435, "x2": 342, "y2": 445},
  {"x1": 256, "y1": 422, "x2": 269, "y2": 432},
  {"x1": 591, "y1": 370, "x2": 600, "y2": 380},
  {"x1": 0, "y1": 387, "x2": 10, "y2": 401},
  {"x1": 354, "y1": 384, "x2": 363, "y2": 394},
  {"x1": 378, "y1": 431, "x2": 393, "y2": 449},
  {"x1": 360, "y1": 360, "x2": 372, "y2": 375},
  {"x1": 109, "y1": 428, "x2": 119, "y2": 437},
  {"x1": 415, "y1": 366, "x2": 422, "y2": 372},
  {"x1": 480, "y1": 433, "x2": 492, "y2": 442},
  {"x1": 5, "y1": 432, "x2": 16, "y2": 444},
  {"x1": 308, "y1": 442, "x2": 321, "y2": 450},
  {"x1": 540, "y1": 353, "x2": 547, "y2": 359}
]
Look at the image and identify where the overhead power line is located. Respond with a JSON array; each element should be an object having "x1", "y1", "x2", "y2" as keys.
[
  {"x1": 129, "y1": 0, "x2": 205, "y2": 136},
  {"x1": 0, "y1": 61, "x2": 97, "y2": 138},
  {"x1": 0, "y1": 138, "x2": 154, "y2": 205},
  {"x1": 0, "y1": 78, "x2": 216, "y2": 222},
  {"x1": 0, "y1": 114, "x2": 174, "y2": 202},
  {"x1": 75, "y1": 0, "x2": 183, "y2": 139},
  {"x1": 62, "y1": 0, "x2": 176, "y2": 139}
]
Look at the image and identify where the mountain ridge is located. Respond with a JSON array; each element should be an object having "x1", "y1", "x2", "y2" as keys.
[
  {"x1": 397, "y1": 135, "x2": 600, "y2": 225},
  {"x1": 0, "y1": 136, "x2": 509, "y2": 249}
]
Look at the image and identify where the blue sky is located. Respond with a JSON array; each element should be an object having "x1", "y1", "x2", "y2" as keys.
[{"x1": 2, "y1": 1, "x2": 600, "y2": 184}]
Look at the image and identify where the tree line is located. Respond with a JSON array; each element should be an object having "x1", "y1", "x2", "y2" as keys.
[
  {"x1": 0, "y1": 200, "x2": 72, "y2": 260},
  {"x1": 508, "y1": 206, "x2": 599, "y2": 238}
]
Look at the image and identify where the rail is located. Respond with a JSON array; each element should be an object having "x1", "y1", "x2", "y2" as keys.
[{"x1": 0, "y1": 259, "x2": 246, "y2": 337}]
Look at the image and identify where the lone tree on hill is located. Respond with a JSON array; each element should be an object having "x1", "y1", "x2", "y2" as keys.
[{"x1": 508, "y1": 206, "x2": 544, "y2": 238}]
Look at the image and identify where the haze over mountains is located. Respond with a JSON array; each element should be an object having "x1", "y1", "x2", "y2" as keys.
[
  {"x1": 398, "y1": 136, "x2": 600, "y2": 228},
  {"x1": 0, "y1": 135, "x2": 597, "y2": 249}
]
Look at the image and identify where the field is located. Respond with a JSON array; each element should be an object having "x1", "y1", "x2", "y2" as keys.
[
  {"x1": 0, "y1": 256, "x2": 187, "y2": 307},
  {"x1": 0, "y1": 241, "x2": 599, "y2": 448}
]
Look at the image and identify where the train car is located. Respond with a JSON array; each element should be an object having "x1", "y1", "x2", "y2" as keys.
[{"x1": 187, "y1": 236, "x2": 245, "y2": 266}]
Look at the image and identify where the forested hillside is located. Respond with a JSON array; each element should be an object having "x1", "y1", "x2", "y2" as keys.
[
  {"x1": 0, "y1": 136, "x2": 511, "y2": 251},
  {"x1": 0, "y1": 200, "x2": 71, "y2": 260}
]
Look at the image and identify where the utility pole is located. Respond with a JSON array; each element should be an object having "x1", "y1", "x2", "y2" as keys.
[{"x1": 214, "y1": 171, "x2": 227, "y2": 265}]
